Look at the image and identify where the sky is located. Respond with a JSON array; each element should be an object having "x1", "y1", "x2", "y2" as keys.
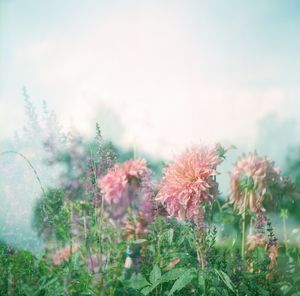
[
  {"x1": 1, "y1": 0, "x2": 300, "y2": 160},
  {"x1": 1, "y1": 0, "x2": 300, "y2": 251}
]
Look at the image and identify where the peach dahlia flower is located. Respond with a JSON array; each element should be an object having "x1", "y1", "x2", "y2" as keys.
[
  {"x1": 230, "y1": 153, "x2": 281, "y2": 213},
  {"x1": 156, "y1": 145, "x2": 223, "y2": 220}
]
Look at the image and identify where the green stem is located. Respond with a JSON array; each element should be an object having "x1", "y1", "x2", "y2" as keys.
[
  {"x1": 283, "y1": 217, "x2": 289, "y2": 255},
  {"x1": 241, "y1": 192, "x2": 247, "y2": 260},
  {"x1": 0, "y1": 150, "x2": 46, "y2": 196},
  {"x1": 249, "y1": 216, "x2": 253, "y2": 235},
  {"x1": 200, "y1": 251, "x2": 205, "y2": 269},
  {"x1": 83, "y1": 210, "x2": 88, "y2": 250}
]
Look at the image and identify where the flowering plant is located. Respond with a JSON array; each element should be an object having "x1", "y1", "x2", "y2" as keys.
[{"x1": 156, "y1": 145, "x2": 223, "y2": 221}]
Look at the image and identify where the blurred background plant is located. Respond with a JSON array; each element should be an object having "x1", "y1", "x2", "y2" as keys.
[{"x1": 0, "y1": 99, "x2": 300, "y2": 295}]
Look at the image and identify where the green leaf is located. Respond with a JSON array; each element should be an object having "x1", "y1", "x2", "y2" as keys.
[
  {"x1": 140, "y1": 280, "x2": 162, "y2": 295},
  {"x1": 132, "y1": 239, "x2": 147, "y2": 244},
  {"x1": 129, "y1": 273, "x2": 150, "y2": 290},
  {"x1": 198, "y1": 272, "x2": 205, "y2": 289},
  {"x1": 281, "y1": 284, "x2": 293, "y2": 295},
  {"x1": 167, "y1": 229, "x2": 174, "y2": 245},
  {"x1": 214, "y1": 269, "x2": 235, "y2": 293},
  {"x1": 177, "y1": 235, "x2": 185, "y2": 246},
  {"x1": 168, "y1": 269, "x2": 196, "y2": 295},
  {"x1": 149, "y1": 265, "x2": 161, "y2": 284},
  {"x1": 141, "y1": 283, "x2": 159, "y2": 295},
  {"x1": 161, "y1": 268, "x2": 187, "y2": 283}
]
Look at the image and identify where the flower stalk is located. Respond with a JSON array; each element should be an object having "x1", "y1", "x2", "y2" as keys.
[{"x1": 241, "y1": 192, "x2": 247, "y2": 260}]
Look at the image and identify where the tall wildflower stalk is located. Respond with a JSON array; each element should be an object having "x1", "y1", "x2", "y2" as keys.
[{"x1": 98, "y1": 157, "x2": 154, "y2": 277}]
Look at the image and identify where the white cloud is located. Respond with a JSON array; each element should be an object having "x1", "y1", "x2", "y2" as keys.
[
  {"x1": 1, "y1": 1, "x2": 299, "y2": 159},
  {"x1": 1, "y1": 0, "x2": 300, "y2": 252}
]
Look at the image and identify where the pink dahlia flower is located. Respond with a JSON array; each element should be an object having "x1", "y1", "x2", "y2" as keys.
[
  {"x1": 99, "y1": 159, "x2": 151, "y2": 204},
  {"x1": 156, "y1": 145, "x2": 223, "y2": 220},
  {"x1": 230, "y1": 153, "x2": 281, "y2": 213}
]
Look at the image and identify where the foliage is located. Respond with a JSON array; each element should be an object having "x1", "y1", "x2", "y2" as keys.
[{"x1": 1, "y1": 100, "x2": 300, "y2": 295}]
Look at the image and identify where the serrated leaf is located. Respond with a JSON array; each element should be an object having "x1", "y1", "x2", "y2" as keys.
[
  {"x1": 168, "y1": 269, "x2": 196, "y2": 295},
  {"x1": 161, "y1": 268, "x2": 187, "y2": 283},
  {"x1": 149, "y1": 265, "x2": 161, "y2": 284},
  {"x1": 178, "y1": 235, "x2": 185, "y2": 246},
  {"x1": 141, "y1": 286, "x2": 153, "y2": 295},
  {"x1": 129, "y1": 273, "x2": 150, "y2": 290},
  {"x1": 140, "y1": 280, "x2": 161, "y2": 295}
]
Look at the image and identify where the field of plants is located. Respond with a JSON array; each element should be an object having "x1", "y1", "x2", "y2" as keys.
[{"x1": 1, "y1": 100, "x2": 300, "y2": 296}]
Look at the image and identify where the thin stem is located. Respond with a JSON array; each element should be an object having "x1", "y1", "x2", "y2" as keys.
[
  {"x1": 249, "y1": 216, "x2": 253, "y2": 235},
  {"x1": 280, "y1": 209, "x2": 289, "y2": 256},
  {"x1": 69, "y1": 202, "x2": 73, "y2": 265},
  {"x1": 89, "y1": 150, "x2": 104, "y2": 258},
  {"x1": 241, "y1": 191, "x2": 247, "y2": 260},
  {"x1": 216, "y1": 199, "x2": 223, "y2": 214},
  {"x1": 196, "y1": 244, "x2": 205, "y2": 269},
  {"x1": 83, "y1": 210, "x2": 88, "y2": 241},
  {"x1": 283, "y1": 217, "x2": 287, "y2": 242},
  {"x1": 8, "y1": 260, "x2": 12, "y2": 296},
  {"x1": 195, "y1": 227, "x2": 206, "y2": 269},
  {"x1": 283, "y1": 216, "x2": 288, "y2": 255},
  {"x1": 199, "y1": 250, "x2": 205, "y2": 269},
  {"x1": 0, "y1": 150, "x2": 46, "y2": 196}
]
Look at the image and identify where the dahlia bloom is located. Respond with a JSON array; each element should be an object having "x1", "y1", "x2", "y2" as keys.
[
  {"x1": 99, "y1": 159, "x2": 151, "y2": 204},
  {"x1": 156, "y1": 145, "x2": 223, "y2": 220},
  {"x1": 230, "y1": 153, "x2": 281, "y2": 214}
]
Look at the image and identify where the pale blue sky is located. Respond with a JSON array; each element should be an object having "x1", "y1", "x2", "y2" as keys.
[{"x1": 1, "y1": 0, "x2": 300, "y2": 160}]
